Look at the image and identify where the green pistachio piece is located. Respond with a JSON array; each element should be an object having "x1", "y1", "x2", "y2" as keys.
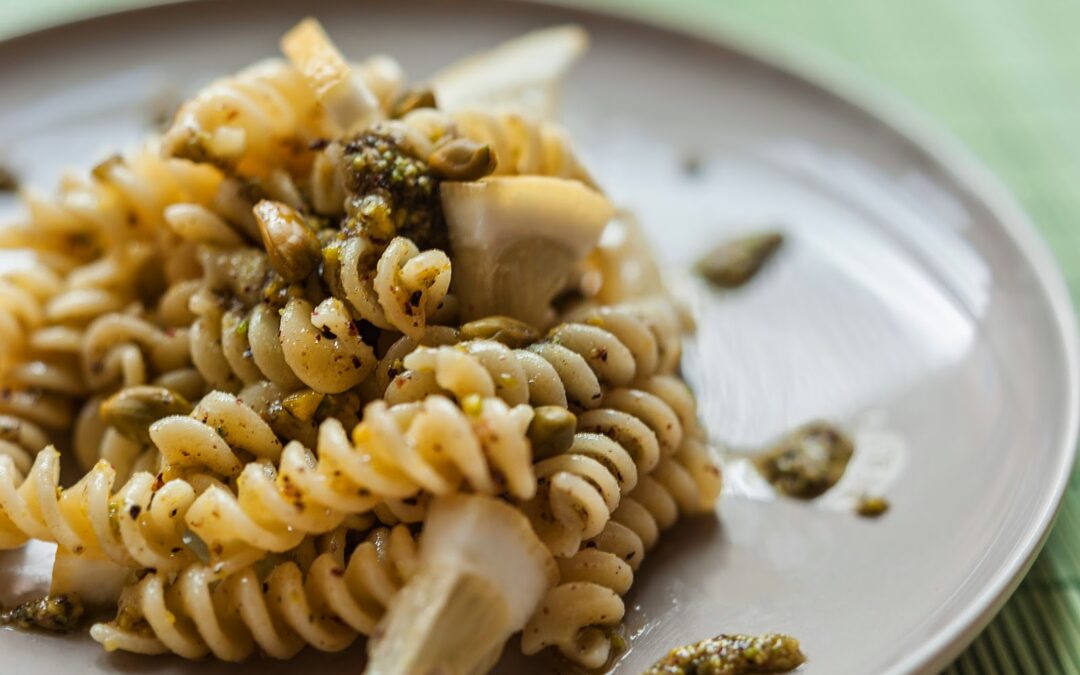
[{"x1": 253, "y1": 199, "x2": 321, "y2": 282}]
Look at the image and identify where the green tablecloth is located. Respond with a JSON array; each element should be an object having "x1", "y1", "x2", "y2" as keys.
[{"x1": 3, "y1": 1, "x2": 1079, "y2": 672}]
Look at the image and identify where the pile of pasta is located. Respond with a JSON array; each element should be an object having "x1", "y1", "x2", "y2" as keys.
[{"x1": 0, "y1": 19, "x2": 721, "y2": 673}]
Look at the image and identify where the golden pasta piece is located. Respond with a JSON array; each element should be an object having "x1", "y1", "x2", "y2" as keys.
[
  {"x1": 181, "y1": 394, "x2": 535, "y2": 576},
  {"x1": 90, "y1": 525, "x2": 419, "y2": 660}
]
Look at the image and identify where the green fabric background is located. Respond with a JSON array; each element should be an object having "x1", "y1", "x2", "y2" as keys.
[{"x1": 3, "y1": 1, "x2": 1079, "y2": 672}]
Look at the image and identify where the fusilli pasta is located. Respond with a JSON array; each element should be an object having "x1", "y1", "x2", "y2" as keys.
[
  {"x1": 522, "y1": 439, "x2": 722, "y2": 668},
  {"x1": 0, "y1": 19, "x2": 728, "y2": 675},
  {"x1": 183, "y1": 394, "x2": 534, "y2": 574},
  {"x1": 385, "y1": 310, "x2": 665, "y2": 410},
  {"x1": 0, "y1": 447, "x2": 196, "y2": 571},
  {"x1": 90, "y1": 524, "x2": 418, "y2": 660}
]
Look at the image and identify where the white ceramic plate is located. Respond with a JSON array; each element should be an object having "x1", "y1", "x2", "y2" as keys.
[{"x1": 0, "y1": 1, "x2": 1076, "y2": 673}]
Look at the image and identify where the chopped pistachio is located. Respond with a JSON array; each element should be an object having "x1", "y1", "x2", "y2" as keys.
[
  {"x1": 390, "y1": 87, "x2": 437, "y2": 118},
  {"x1": 644, "y1": 633, "x2": 804, "y2": 675},
  {"x1": 459, "y1": 316, "x2": 540, "y2": 349},
  {"x1": 856, "y1": 495, "x2": 890, "y2": 518},
  {"x1": 754, "y1": 421, "x2": 853, "y2": 500},
  {"x1": 253, "y1": 199, "x2": 321, "y2": 282},
  {"x1": 696, "y1": 231, "x2": 783, "y2": 289},
  {"x1": 282, "y1": 390, "x2": 325, "y2": 423},
  {"x1": 462, "y1": 394, "x2": 483, "y2": 417},
  {"x1": 0, "y1": 595, "x2": 84, "y2": 633},
  {"x1": 427, "y1": 138, "x2": 497, "y2": 181},
  {"x1": 100, "y1": 386, "x2": 193, "y2": 444},
  {"x1": 527, "y1": 406, "x2": 577, "y2": 460}
]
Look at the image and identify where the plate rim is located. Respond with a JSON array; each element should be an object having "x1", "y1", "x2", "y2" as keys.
[{"x1": 1, "y1": 1, "x2": 1077, "y2": 673}]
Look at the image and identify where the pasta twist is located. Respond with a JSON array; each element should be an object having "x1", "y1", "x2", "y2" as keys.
[
  {"x1": 330, "y1": 235, "x2": 452, "y2": 340},
  {"x1": 74, "y1": 400, "x2": 154, "y2": 481},
  {"x1": 82, "y1": 313, "x2": 192, "y2": 392},
  {"x1": 149, "y1": 390, "x2": 283, "y2": 479},
  {"x1": 0, "y1": 447, "x2": 197, "y2": 571},
  {"x1": 190, "y1": 291, "x2": 377, "y2": 395},
  {"x1": 386, "y1": 336, "x2": 691, "y2": 472},
  {"x1": 162, "y1": 59, "x2": 332, "y2": 180},
  {"x1": 183, "y1": 394, "x2": 534, "y2": 574},
  {"x1": 520, "y1": 375, "x2": 700, "y2": 558},
  {"x1": 521, "y1": 431, "x2": 638, "y2": 558},
  {"x1": 388, "y1": 107, "x2": 595, "y2": 186},
  {"x1": 0, "y1": 146, "x2": 218, "y2": 462},
  {"x1": 385, "y1": 315, "x2": 660, "y2": 411},
  {"x1": 90, "y1": 524, "x2": 418, "y2": 660},
  {"x1": 0, "y1": 143, "x2": 222, "y2": 264},
  {"x1": 0, "y1": 267, "x2": 79, "y2": 449},
  {"x1": 0, "y1": 415, "x2": 51, "y2": 476},
  {"x1": 562, "y1": 298, "x2": 688, "y2": 377},
  {"x1": 522, "y1": 438, "x2": 722, "y2": 668},
  {"x1": 76, "y1": 385, "x2": 281, "y2": 486},
  {"x1": 0, "y1": 264, "x2": 65, "y2": 374},
  {"x1": 162, "y1": 55, "x2": 401, "y2": 184}
]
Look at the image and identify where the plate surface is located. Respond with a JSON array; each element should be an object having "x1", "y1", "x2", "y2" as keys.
[{"x1": 0, "y1": 1, "x2": 1076, "y2": 674}]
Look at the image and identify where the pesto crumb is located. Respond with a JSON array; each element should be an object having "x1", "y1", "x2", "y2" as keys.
[
  {"x1": 856, "y1": 495, "x2": 890, "y2": 518},
  {"x1": 0, "y1": 165, "x2": 17, "y2": 192},
  {"x1": 645, "y1": 633, "x2": 804, "y2": 675},
  {"x1": 0, "y1": 594, "x2": 84, "y2": 633},
  {"x1": 754, "y1": 421, "x2": 854, "y2": 500},
  {"x1": 681, "y1": 152, "x2": 703, "y2": 177},
  {"x1": 696, "y1": 231, "x2": 783, "y2": 289}
]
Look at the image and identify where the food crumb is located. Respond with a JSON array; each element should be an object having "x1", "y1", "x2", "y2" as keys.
[
  {"x1": 754, "y1": 421, "x2": 854, "y2": 500},
  {"x1": 681, "y1": 152, "x2": 703, "y2": 178},
  {"x1": 856, "y1": 495, "x2": 890, "y2": 518},
  {"x1": 695, "y1": 231, "x2": 783, "y2": 289},
  {"x1": 0, "y1": 594, "x2": 84, "y2": 633},
  {"x1": 0, "y1": 166, "x2": 18, "y2": 192},
  {"x1": 644, "y1": 633, "x2": 804, "y2": 675}
]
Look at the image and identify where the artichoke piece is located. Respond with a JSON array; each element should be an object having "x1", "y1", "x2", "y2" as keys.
[
  {"x1": 365, "y1": 494, "x2": 556, "y2": 675},
  {"x1": 441, "y1": 176, "x2": 613, "y2": 327},
  {"x1": 430, "y1": 25, "x2": 588, "y2": 116},
  {"x1": 280, "y1": 17, "x2": 381, "y2": 130}
]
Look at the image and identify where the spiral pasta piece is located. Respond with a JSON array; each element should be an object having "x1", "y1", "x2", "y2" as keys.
[
  {"x1": 385, "y1": 315, "x2": 658, "y2": 411},
  {"x1": 521, "y1": 431, "x2": 638, "y2": 558},
  {"x1": 390, "y1": 107, "x2": 595, "y2": 186},
  {"x1": 0, "y1": 144, "x2": 222, "y2": 264},
  {"x1": 0, "y1": 264, "x2": 65, "y2": 373},
  {"x1": 82, "y1": 313, "x2": 192, "y2": 392},
  {"x1": 522, "y1": 439, "x2": 722, "y2": 668},
  {"x1": 90, "y1": 524, "x2": 418, "y2": 660},
  {"x1": 162, "y1": 53, "x2": 401, "y2": 183},
  {"x1": 563, "y1": 298, "x2": 688, "y2": 377},
  {"x1": 0, "y1": 415, "x2": 51, "y2": 476},
  {"x1": 149, "y1": 390, "x2": 282, "y2": 479},
  {"x1": 519, "y1": 376, "x2": 700, "y2": 560},
  {"x1": 191, "y1": 291, "x2": 377, "y2": 395},
  {"x1": 162, "y1": 59, "x2": 331, "y2": 179},
  {"x1": 387, "y1": 338, "x2": 689, "y2": 475},
  {"x1": 0, "y1": 447, "x2": 197, "y2": 572},
  {"x1": 183, "y1": 394, "x2": 534, "y2": 574},
  {"x1": 334, "y1": 235, "x2": 452, "y2": 340}
]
